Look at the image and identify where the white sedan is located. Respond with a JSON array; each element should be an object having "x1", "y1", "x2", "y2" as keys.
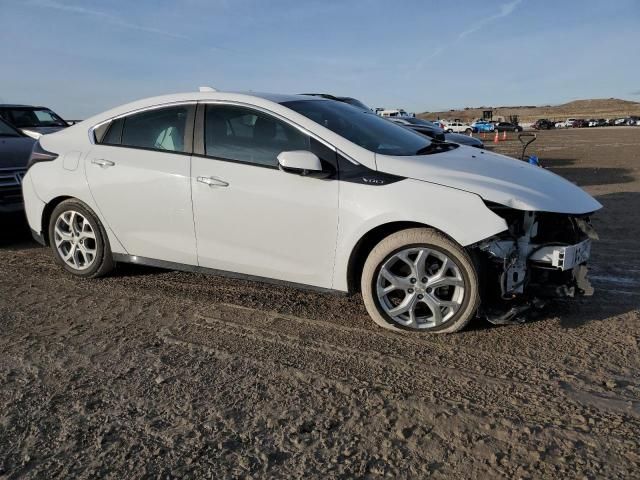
[
  {"x1": 444, "y1": 122, "x2": 473, "y2": 134},
  {"x1": 22, "y1": 90, "x2": 602, "y2": 333}
]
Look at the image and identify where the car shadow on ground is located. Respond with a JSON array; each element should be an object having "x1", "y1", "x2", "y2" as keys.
[
  {"x1": 557, "y1": 191, "x2": 640, "y2": 328},
  {"x1": 539, "y1": 157, "x2": 576, "y2": 168},
  {"x1": 538, "y1": 157, "x2": 635, "y2": 186},
  {"x1": 548, "y1": 167, "x2": 635, "y2": 187},
  {"x1": 0, "y1": 214, "x2": 40, "y2": 250}
]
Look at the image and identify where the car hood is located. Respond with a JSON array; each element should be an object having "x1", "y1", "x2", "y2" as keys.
[
  {"x1": 0, "y1": 136, "x2": 35, "y2": 168},
  {"x1": 375, "y1": 146, "x2": 602, "y2": 214},
  {"x1": 444, "y1": 132, "x2": 483, "y2": 147}
]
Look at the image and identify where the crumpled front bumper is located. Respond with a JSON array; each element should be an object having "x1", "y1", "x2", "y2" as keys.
[{"x1": 474, "y1": 210, "x2": 598, "y2": 323}]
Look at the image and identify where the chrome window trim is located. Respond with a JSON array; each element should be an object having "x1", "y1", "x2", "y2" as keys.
[
  {"x1": 88, "y1": 101, "x2": 197, "y2": 145},
  {"x1": 87, "y1": 99, "x2": 361, "y2": 165}
]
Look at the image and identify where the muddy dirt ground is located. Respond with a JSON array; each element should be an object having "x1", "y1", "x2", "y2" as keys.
[{"x1": 1, "y1": 127, "x2": 639, "y2": 479}]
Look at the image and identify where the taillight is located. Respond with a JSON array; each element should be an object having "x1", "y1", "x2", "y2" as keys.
[{"x1": 27, "y1": 141, "x2": 58, "y2": 170}]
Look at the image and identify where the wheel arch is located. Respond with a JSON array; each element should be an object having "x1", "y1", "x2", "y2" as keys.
[
  {"x1": 41, "y1": 195, "x2": 74, "y2": 246},
  {"x1": 346, "y1": 221, "x2": 458, "y2": 294}
]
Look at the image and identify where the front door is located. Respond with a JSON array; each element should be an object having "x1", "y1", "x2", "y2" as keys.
[{"x1": 191, "y1": 104, "x2": 339, "y2": 288}]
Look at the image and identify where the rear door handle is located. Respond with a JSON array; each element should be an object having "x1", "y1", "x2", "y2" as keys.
[
  {"x1": 92, "y1": 159, "x2": 115, "y2": 168},
  {"x1": 197, "y1": 176, "x2": 229, "y2": 187}
]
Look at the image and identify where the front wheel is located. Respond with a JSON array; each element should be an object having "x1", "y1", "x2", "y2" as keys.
[
  {"x1": 361, "y1": 228, "x2": 479, "y2": 333},
  {"x1": 48, "y1": 199, "x2": 114, "y2": 278}
]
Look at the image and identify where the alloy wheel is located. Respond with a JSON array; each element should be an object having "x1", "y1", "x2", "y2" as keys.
[
  {"x1": 53, "y1": 210, "x2": 97, "y2": 271},
  {"x1": 376, "y1": 247, "x2": 465, "y2": 329}
]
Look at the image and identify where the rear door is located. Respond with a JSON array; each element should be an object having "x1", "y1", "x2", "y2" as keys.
[{"x1": 86, "y1": 104, "x2": 198, "y2": 265}]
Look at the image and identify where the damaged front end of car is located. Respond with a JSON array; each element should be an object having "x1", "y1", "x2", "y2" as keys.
[{"x1": 472, "y1": 202, "x2": 599, "y2": 325}]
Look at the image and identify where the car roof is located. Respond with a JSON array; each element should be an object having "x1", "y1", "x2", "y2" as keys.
[
  {"x1": 80, "y1": 91, "x2": 326, "y2": 127},
  {"x1": 248, "y1": 92, "x2": 320, "y2": 103},
  {"x1": 0, "y1": 104, "x2": 50, "y2": 109}
]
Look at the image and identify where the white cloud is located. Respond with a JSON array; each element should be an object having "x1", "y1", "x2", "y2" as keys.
[
  {"x1": 458, "y1": 0, "x2": 522, "y2": 40},
  {"x1": 27, "y1": 0, "x2": 188, "y2": 39},
  {"x1": 419, "y1": 0, "x2": 522, "y2": 66}
]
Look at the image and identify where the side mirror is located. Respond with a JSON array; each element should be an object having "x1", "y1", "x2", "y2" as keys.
[{"x1": 277, "y1": 151, "x2": 327, "y2": 177}]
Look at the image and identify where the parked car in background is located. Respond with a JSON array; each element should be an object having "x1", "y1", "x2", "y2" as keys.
[
  {"x1": 613, "y1": 118, "x2": 628, "y2": 126},
  {"x1": 572, "y1": 119, "x2": 589, "y2": 128},
  {"x1": 0, "y1": 104, "x2": 68, "y2": 139},
  {"x1": 445, "y1": 122, "x2": 473, "y2": 134},
  {"x1": 494, "y1": 122, "x2": 523, "y2": 132},
  {"x1": 0, "y1": 117, "x2": 35, "y2": 214},
  {"x1": 388, "y1": 117, "x2": 484, "y2": 148},
  {"x1": 377, "y1": 108, "x2": 412, "y2": 118},
  {"x1": 557, "y1": 118, "x2": 576, "y2": 128},
  {"x1": 597, "y1": 119, "x2": 608, "y2": 127},
  {"x1": 471, "y1": 121, "x2": 495, "y2": 133},
  {"x1": 587, "y1": 119, "x2": 598, "y2": 127},
  {"x1": 533, "y1": 119, "x2": 555, "y2": 130},
  {"x1": 22, "y1": 90, "x2": 601, "y2": 333}
]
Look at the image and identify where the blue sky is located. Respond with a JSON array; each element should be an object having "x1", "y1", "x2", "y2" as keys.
[{"x1": 1, "y1": 0, "x2": 639, "y2": 118}]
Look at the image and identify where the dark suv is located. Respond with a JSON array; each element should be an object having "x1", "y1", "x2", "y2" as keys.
[
  {"x1": 533, "y1": 119, "x2": 555, "y2": 130},
  {"x1": 0, "y1": 104, "x2": 68, "y2": 138},
  {"x1": 0, "y1": 117, "x2": 35, "y2": 213}
]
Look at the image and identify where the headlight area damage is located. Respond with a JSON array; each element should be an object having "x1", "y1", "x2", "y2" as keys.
[{"x1": 471, "y1": 202, "x2": 599, "y2": 325}]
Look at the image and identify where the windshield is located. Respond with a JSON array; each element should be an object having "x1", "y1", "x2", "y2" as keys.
[
  {"x1": 5, "y1": 108, "x2": 67, "y2": 128},
  {"x1": 282, "y1": 100, "x2": 432, "y2": 156},
  {"x1": 0, "y1": 118, "x2": 21, "y2": 136}
]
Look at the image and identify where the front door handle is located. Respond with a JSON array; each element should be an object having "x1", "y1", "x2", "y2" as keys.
[
  {"x1": 197, "y1": 176, "x2": 229, "y2": 187},
  {"x1": 92, "y1": 158, "x2": 115, "y2": 168}
]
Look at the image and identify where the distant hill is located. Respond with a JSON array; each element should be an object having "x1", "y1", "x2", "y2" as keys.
[{"x1": 418, "y1": 98, "x2": 640, "y2": 124}]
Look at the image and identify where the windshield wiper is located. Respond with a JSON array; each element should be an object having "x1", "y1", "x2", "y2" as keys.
[
  {"x1": 415, "y1": 140, "x2": 457, "y2": 156},
  {"x1": 414, "y1": 144, "x2": 435, "y2": 155}
]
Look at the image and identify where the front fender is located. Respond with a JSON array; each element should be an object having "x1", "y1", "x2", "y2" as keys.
[{"x1": 332, "y1": 178, "x2": 507, "y2": 291}]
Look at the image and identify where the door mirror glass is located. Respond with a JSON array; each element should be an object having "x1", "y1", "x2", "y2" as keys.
[{"x1": 277, "y1": 150, "x2": 325, "y2": 176}]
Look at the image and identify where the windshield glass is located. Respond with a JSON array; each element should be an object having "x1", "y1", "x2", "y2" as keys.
[
  {"x1": 282, "y1": 100, "x2": 432, "y2": 156},
  {"x1": 0, "y1": 118, "x2": 21, "y2": 136},
  {"x1": 6, "y1": 108, "x2": 67, "y2": 128}
]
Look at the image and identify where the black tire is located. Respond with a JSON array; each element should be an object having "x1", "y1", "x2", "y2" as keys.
[
  {"x1": 48, "y1": 199, "x2": 114, "y2": 278},
  {"x1": 361, "y1": 228, "x2": 480, "y2": 333},
  {"x1": 465, "y1": 128, "x2": 472, "y2": 134}
]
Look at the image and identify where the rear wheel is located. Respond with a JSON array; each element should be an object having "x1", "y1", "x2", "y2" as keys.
[
  {"x1": 48, "y1": 199, "x2": 113, "y2": 278},
  {"x1": 465, "y1": 128, "x2": 472, "y2": 134},
  {"x1": 361, "y1": 228, "x2": 479, "y2": 333}
]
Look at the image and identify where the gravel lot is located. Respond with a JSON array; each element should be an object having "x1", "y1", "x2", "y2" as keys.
[{"x1": 1, "y1": 127, "x2": 639, "y2": 479}]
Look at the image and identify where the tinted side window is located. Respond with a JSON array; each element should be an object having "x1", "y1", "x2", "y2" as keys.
[
  {"x1": 120, "y1": 106, "x2": 190, "y2": 153},
  {"x1": 204, "y1": 105, "x2": 309, "y2": 167},
  {"x1": 101, "y1": 118, "x2": 124, "y2": 145}
]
